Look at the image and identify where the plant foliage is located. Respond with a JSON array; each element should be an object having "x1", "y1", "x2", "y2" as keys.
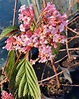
[
  {"x1": 5, "y1": 50, "x2": 15, "y2": 80},
  {"x1": 0, "y1": 26, "x2": 18, "y2": 39},
  {"x1": 15, "y1": 59, "x2": 41, "y2": 99},
  {"x1": 5, "y1": 52, "x2": 41, "y2": 99}
]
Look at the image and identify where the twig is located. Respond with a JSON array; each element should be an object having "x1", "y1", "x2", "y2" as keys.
[
  {"x1": 51, "y1": 60, "x2": 60, "y2": 88},
  {"x1": 67, "y1": 26, "x2": 78, "y2": 34},
  {"x1": 68, "y1": 35, "x2": 79, "y2": 43},
  {"x1": 61, "y1": 84, "x2": 79, "y2": 87},
  {"x1": 51, "y1": 0, "x2": 54, "y2": 4},
  {"x1": 16, "y1": 50, "x2": 19, "y2": 59},
  {"x1": 12, "y1": 0, "x2": 18, "y2": 26},
  {"x1": 59, "y1": 47, "x2": 79, "y2": 52},
  {"x1": 55, "y1": 55, "x2": 67, "y2": 64},
  {"x1": 66, "y1": 27, "x2": 71, "y2": 60},
  {"x1": 68, "y1": 35, "x2": 79, "y2": 41},
  {"x1": 30, "y1": 58, "x2": 39, "y2": 65},
  {"x1": 35, "y1": 0, "x2": 40, "y2": 13},
  {"x1": 68, "y1": 16, "x2": 79, "y2": 25},
  {"x1": 76, "y1": 0, "x2": 79, "y2": 2},
  {"x1": 39, "y1": 62, "x2": 79, "y2": 83},
  {"x1": 0, "y1": 78, "x2": 8, "y2": 87},
  {"x1": 67, "y1": 1, "x2": 77, "y2": 16},
  {"x1": 42, "y1": 0, "x2": 47, "y2": 8},
  {"x1": 31, "y1": 0, "x2": 39, "y2": 20},
  {"x1": 1, "y1": 60, "x2": 8, "y2": 76},
  {"x1": 15, "y1": 53, "x2": 22, "y2": 64},
  {"x1": 68, "y1": 9, "x2": 79, "y2": 17},
  {"x1": 57, "y1": 0, "x2": 65, "y2": 14},
  {"x1": 25, "y1": 51, "x2": 29, "y2": 61},
  {"x1": 40, "y1": 63, "x2": 47, "y2": 85}
]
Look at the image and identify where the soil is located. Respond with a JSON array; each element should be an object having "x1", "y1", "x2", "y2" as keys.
[
  {"x1": 60, "y1": 52, "x2": 79, "y2": 68},
  {"x1": 60, "y1": 42, "x2": 79, "y2": 68},
  {"x1": 41, "y1": 77, "x2": 72, "y2": 98},
  {"x1": 61, "y1": 56, "x2": 75, "y2": 68}
]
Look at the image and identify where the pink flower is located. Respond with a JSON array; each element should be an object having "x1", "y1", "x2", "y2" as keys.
[
  {"x1": 61, "y1": 13, "x2": 67, "y2": 20},
  {"x1": 19, "y1": 5, "x2": 26, "y2": 12},
  {"x1": 23, "y1": 16, "x2": 31, "y2": 24},
  {"x1": 12, "y1": 31, "x2": 33, "y2": 52},
  {"x1": 18, "y1": 5, "x2": 34, "y2": 31},
  {"x1": 53, "y1": 34, "x2": 60, "y2": 42},
  {"x1": 42, "y1": 2, "x2": 56, "y2": 17},
  {"x1": 28, "y1": 5, "x2": 34, "y2": 18},
  {"x1": 3, "y1": 37, "x2": 15, "y2": 50},
  {"x1": 58, "y1": 13, "x2": 68, "y2": 26},
  {"x1": 53, "y1": 33, "x2": 66, "y2": 44},
  {"x1": 18, "y1": 13, "x2": 24, "y2": 21},
  {"x1": 38, "y1": 45, "x2": 55, "y2": 63},
  {"x1": 47, "y1": 16, "x2": 56, "y2": 26},
  {"x1": 25, "y1": 30, "x2": 32, "y2": 37},
  {"x1": 20, "y1": 24, "x2": 26, "y2": 32},
  {"x1": 59, "y1": 35, "x2": 66, "y2": 43},
  {"x1": 20, "y1": 46, "x2": 31, "y2": 52},
  {"x1": 53, "y1": 10, "x2": 61, "y2": 18},
  {"x1": 59, "y1": 23, "x2": 65, "y2": 32},
  {"x1": 4, "y1": 3, "x2": 67, "y2": 64},
  {"x1": 19, "y1": 5, "x2": 34, "y2": 20},
  {"x1": 21, "y1": 5, "x2": 34, "y2": 19},
  {"x1": 30, "y1": 33, "x2": 40, "y2": 47},
  {"x1": 1, "y1": 91, "x2": 14, "y2": 99}
]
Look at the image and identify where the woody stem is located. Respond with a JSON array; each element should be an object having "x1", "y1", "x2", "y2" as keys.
[{"x1": 51, "y1": 59, "x2": 60, "y2": 88}]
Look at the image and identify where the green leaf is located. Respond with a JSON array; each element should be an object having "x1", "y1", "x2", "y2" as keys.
[
  {"x1": 9, "y1": 63, "x2": 18, "y2": 95},
  {"x1": 5, "y1": 50, "x2": 15, "y2": 79},
  {"x1": 30, "y1": 23, "x2": 35, "y2": 31},
  {"x1": 0, "y1": 26, "x2": 18, "y2": 39},
  {"x1": 16, "y1": 59, "x2": 41, "y2": 99},
  {"x1": 4, "y1": 50, "x2": 17, "y2": 96},
  {"x1": 52, "y1": 43, "x2": 60, "y2": 57},
  {"x1": 71, "y1": 95, "x2": 76, "y2": 99}
]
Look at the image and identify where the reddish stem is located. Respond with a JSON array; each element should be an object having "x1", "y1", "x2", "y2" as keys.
[
  {"x1": 77, "y1": 0, "x2": 79, "y2": 2},
  {"x1": 42, "y1": 0, "x2": 47, "y2": 8},
  {"x1": 25, "y1": 51, "x2": 29, "y2": 61},
  {"x1": 51, "y1": 60, "x2": 60, "y2": 88}
]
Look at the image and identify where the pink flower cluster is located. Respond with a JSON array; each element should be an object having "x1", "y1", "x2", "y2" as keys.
[
  {"x1": 4, "y1": 2, "x2": 67, "y2": 63},
  {"x1": 18, "y1": 5, "x2": 34, "y2": 31},
  {"x1": 1, "y1": 91, "x2": 14, "y2": 99},
  {"x1": 38, "y1": 45, "x2": 55, "y2": 63},
  {"x1": 42, "y1": 2, "x2": 67, "y2": 28}
]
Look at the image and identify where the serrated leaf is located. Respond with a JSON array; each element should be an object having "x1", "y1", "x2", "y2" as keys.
[
  {"x1": 16, "y1": 60, "x2": 25, "y2": 86},
  {"x1": 16, "y1": 59, "x2": 41, "y2": 99},
  {"x1": 18, "y1": 74, "x2": 27, "y2": 97},
  {"x1": 26, "y1": 61, "x2": 40, "y2": 91},
  {"x1": 23, "y1": 83, "x2": 28, "y2": 97},
  {"x1": 9, "y1": 61, "x2": 25, "y2": 98},
  {"x1": 5, "y1": 50, "x2": 15, "y2": 79},
  {"x1": 0, "y1": 26, "x2": 18, "y2": 39}
]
